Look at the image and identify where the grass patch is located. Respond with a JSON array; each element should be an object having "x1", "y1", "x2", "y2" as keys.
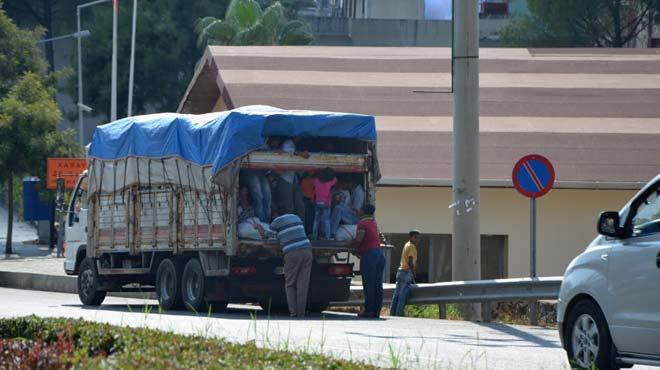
[
  {"x1": 0, "y1": 316, "x2": 378, "y2": 369},
  {"x1": 403, "y1": 304, "x2": 462, "y2": 320}
]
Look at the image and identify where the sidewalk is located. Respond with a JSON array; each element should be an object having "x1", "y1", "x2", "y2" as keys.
[
  {"x1": 0, "y1": 204, "x2": 53, "y2": 259},
  {"x1": 0, "y1": 205, "x2": 71, "y2": 295}
]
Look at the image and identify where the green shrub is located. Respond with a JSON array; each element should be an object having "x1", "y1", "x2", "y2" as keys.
[{"x1": 0, "y1": 316, "x2": 376, "y2": 369}]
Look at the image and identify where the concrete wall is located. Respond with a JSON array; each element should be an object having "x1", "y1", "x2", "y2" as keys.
[
  {"x1": 375, "y1": 186, "x2": 636, "y2": 278},
  {"x1": 310, "y1": 17, "x2": 509, "y2": 47},
  {"x1": 508, "y1": 0, "x2": 529, "y2": 16},
  {"x1": 348, "y1": 18, "x2": 452, "y2": 46},
  {"x1": 345, "y1": 0, "x2": 425, "y2": 20}
]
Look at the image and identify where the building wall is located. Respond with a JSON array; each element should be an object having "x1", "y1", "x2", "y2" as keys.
[
  {"x1": 507, "y1": 0, "x2": 529, "y2": 16},
  {"x1": 348, "y1": 18, "x2": 452, "y2": 46},
  {"x1": 375, "y1": 186, "x2": 636, "y2": 278},
  {"x1": 344, "y1": 0, "x2": 425, "y2": 20},
  {"x1": 309, "y1": 17, "x2": 510, "y2": 47}
]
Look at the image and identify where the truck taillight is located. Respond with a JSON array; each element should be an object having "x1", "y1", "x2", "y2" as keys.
[
  {"x1": 231, "y1": 266, "x2": 257, "y2": 276},
  {"x1": 328, "y1": 265, "x2": 352, "y2": 276}
]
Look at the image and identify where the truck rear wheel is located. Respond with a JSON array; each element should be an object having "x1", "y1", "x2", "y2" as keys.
[
  {"x1": 156, "y1": 258, "x2": 184, "y2": 310},
  {"x1": 78, "y1": 257, "x2": 106, "y2": 306},
  {"x1": 181, "y1": 258, "x2": 208, "y2": 313}
]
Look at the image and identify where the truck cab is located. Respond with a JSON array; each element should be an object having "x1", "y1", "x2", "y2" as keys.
[{"x1": 64, "y1": 170, "x2": 88, "y2": 275}]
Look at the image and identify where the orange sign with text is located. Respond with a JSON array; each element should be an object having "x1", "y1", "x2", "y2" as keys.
[{"x1": 47, "y1": 158, "x2": 87, "y2": 189}]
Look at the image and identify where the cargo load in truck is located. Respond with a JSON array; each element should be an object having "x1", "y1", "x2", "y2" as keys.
[{"x1": 72, "y1": 105, "x2": 380, "y2": 312}]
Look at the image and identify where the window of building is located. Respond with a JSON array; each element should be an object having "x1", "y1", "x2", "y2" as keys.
[{"x1": 383, "y1": 233, "x2": 508, "y2": 283}]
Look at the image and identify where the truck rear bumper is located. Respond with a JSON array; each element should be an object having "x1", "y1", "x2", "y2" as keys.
[{"x1": 227, "y1": 276, "x2": 352, "y2": 304}]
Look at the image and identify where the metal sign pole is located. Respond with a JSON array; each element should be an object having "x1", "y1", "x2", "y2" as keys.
[
  {"x1": 530, "y1": 197, "x2": 536, "y2": 278},
  {"x1": 56, "y1": 178, "x2": 66, "y2": 258},
  {"x1": 530, "y1": 196, "x2": 538, "y2": 325}
]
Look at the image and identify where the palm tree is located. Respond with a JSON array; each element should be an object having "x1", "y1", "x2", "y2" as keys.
[{"x1": 195, "y1": 0, "x2": 313, "y2": 47}]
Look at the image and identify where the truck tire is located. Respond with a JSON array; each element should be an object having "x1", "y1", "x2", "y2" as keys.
[
  {"x1": 156, "y1": 258, "x2": 184, "y2": 310},
  {"x1": 181, "y1": 258, "x2": 208, "y2": 313},
  {"x1": 78, "y1": 257, "x2": 106, "y2": 306}
]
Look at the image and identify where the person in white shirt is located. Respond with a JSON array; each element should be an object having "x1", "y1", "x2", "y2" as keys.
[
  {"x1": 274, "y1": 137, "x2": 308, "y2": 219},
  {"x1": 330, "y1": 179, "x2": 360, "y2": 237}
]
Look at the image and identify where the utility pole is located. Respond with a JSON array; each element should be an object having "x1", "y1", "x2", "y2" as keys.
[
  {"x1": 77, "y1": 0, "x2": 111, "y2": 145},
  {"x1": 111, "y1": 0, "x2": 118, "y2": 121},
  {"x1": 452, "y1": 0, "x2": 481, "y2": 321},
  {"x1": 127, "y1": 0, "x2": 137, "y2": 117},
  {"x1": 77, "y1": 9, "x2": 84, "y2": 145}
]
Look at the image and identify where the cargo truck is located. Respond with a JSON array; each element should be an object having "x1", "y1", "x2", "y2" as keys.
[{"x1": 64, "y1": 106, "x2": 380, "y2": 313}]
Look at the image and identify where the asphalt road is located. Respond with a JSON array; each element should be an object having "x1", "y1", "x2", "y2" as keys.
[{"x1": 0, "y1": 287, "x2": 576, "y2": 370}]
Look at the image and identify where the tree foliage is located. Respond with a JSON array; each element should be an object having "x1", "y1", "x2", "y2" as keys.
[
  {"x1": 0, "y1": 5, "x2": 48, "y2": 97},
  {"x1": 257, "y1": 0, "x2": 316, "y2": 19},
  {"x1": 67, "y1": 0, "x2": 229, "y2": 120},
  {"x1": 195, "y1": 0, "x2": 313, "y2": 47},
  {"x1": 1, "y1": 0, "x2": 79, "y2": 71},
  {"x1": 500, "y1": 0, "x2": 660, "y2": 47},
  {"x1": 0, "y1": 5, "x2": 81, "y2": 254}
]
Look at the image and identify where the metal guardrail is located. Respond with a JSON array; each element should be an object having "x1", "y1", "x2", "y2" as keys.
[{"x1": 330, "y1": 276, "x2": 563, "y2": 307}]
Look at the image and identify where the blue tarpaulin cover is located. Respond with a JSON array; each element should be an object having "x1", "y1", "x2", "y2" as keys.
[{"x1": 89, "y1": 105, "x2": 377, "y2": 176}]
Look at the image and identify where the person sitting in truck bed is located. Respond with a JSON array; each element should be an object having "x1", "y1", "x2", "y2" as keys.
[
  {"x1": 312, "y1": 168, "x2": 337, "y2": 240},
  {"x1": 330, "y1": 178, "x2": 358, "y2": 237}
]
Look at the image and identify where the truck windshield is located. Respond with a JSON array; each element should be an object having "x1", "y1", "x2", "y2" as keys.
[{"x1": 69, "y1": 175, "x2": 88, "y2": 225}]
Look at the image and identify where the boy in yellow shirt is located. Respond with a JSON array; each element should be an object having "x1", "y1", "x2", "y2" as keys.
[{"x1": 390, "y1": 230, "x2": 420, "y2": 316}]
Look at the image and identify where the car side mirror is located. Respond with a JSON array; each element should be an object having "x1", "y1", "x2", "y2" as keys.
[{"x1": 597, "y1": 211, "x2": 623, "y2": 238}]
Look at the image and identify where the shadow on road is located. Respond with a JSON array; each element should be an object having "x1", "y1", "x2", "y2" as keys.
[
  {"x1": 475, "y1": 322, "x2": 560, "y2": 349},
  {"x1": 345, "y1": 322, "x2": 561, "y2": 349},
  {"x1": 62, "y1": 303, "x2": 371, "y2": 321}
]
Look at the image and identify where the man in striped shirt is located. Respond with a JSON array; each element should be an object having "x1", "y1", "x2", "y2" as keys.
[{"x1": 269, "y1": 214, "x2": 313, "y2": 317}]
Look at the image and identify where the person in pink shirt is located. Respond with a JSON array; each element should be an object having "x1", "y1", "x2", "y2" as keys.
[{"x1": 312, "y1": 167, "x2": 337, "y2": 239}]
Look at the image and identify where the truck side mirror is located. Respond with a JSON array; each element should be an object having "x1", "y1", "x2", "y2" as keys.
[{"x1": 597, "y1": 211, "x2": 623, "y2": 238}]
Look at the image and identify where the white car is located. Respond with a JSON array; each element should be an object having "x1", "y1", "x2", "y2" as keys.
[{"x1": 558, "y1": 174, "x2": 660, "y2": 369}]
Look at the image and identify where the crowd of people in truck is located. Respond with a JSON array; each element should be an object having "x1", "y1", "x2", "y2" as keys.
[{"x1": 237, "y1": 136, "x2": 366, "y2": 242}]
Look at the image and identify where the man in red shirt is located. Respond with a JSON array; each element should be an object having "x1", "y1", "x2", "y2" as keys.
[{"x1": 351, "y1": 204, "x2": 385, "y2": 318}]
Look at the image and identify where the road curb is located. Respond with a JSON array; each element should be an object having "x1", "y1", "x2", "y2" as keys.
[
  {"x1": 0, "y1": 270, "x2": 77, "y2": 294},
  {"x1": 0, "y1": 270, "x2": 155, "y2": 299}
]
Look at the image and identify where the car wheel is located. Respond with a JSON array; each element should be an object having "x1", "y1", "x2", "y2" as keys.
[
  {"x1": 181, "y1": 258, "x2": 208, "y2": 313},
  {"x1": 156, "y1": 258, "x2": 184, "y2": 310},
  {"x1": 565, "y1": 299, "x2": 618, "y2": 370},
  {"x1": 77, "y1": 257, "x2": 106, "y2": 306}
]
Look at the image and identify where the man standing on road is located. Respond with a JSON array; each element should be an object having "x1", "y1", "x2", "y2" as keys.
[
  {"x1": 351, "y1": 204, "x2": 385, "y2": 318},
  {"x1": 269, "y1": 213, "x2": 313, "y2": 318},
  {"x1": 390, "y1": 230, "x2": 420, "y2": 316}
]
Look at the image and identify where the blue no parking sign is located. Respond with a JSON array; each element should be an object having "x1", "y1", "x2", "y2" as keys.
[{"x1": 512, "y1": 154, "x2": 555, "y2": 198}]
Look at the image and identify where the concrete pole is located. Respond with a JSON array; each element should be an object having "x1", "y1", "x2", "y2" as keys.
[
  {"x1": 111, "y1": 0, "x2": 118, "y2": 121},
  {"x1": 127, "y1": 0, "x2": 137, "y2": 117},
  {"x1": 77, "y1": 8, "x2": 84, "y2": 145},
  {"x1": 452, "y1": 0, "x2": 481, "y2": 321}
]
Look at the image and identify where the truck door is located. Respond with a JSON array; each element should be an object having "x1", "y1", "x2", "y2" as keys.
[{"x1": 66, "y1": 174, "x2": 88, "y2": 252}]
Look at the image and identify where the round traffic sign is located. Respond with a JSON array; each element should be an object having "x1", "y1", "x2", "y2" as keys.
[{"x1": 512, "y1": 154, "x2": 555, "y2": 198}]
